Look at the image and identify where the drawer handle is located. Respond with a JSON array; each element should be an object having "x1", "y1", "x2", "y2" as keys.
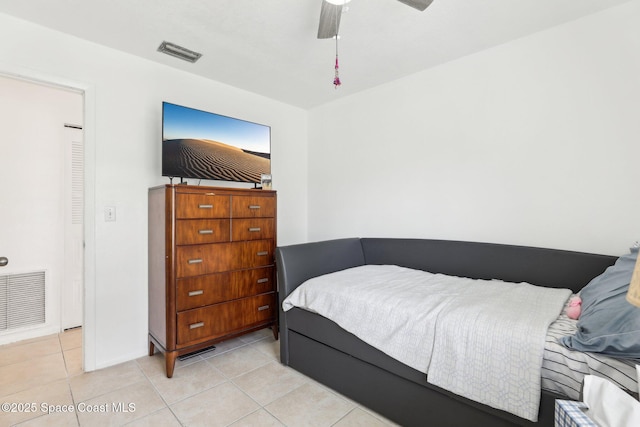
[
  {"x1": 199, "y1": 229, "x2": 214, "y2": 234},
  {"x1": 258, "y1": 305, "x2": 270, "y2": 311},
  {"x1": 256, "y1": 251, "x2": 268, "y2": 256},
  {"x1": 199, "y1": 204, "x2": 213, "y2": 209},
  {"x1": 189, "y1": 322, "x2": 205, "y2": 329},
  {"x1": 248, "y1": 227, "x2": 261, "y2": 232},
  {"x1": 249, "y1": 205, "x2": 261, "y2": 210},
  {"x1": 188, "y1": 290, "x2": 204, "y2": 297},
  {"x1": 188, "y1": 258, "x2": 203, "y2": 264},
  {"x1": 205, "y1": 193, "x2": 215, "y2": 196},
  {"x1": 257, "y1": 278, "x2": 269, "y2": 284}
]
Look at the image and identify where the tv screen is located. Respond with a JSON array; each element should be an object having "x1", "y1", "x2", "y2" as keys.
[{"x1": 162, "y1": 102, "x2": 271, "y2": 184}]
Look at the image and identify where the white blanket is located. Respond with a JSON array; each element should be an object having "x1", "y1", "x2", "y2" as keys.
[{"x1": 282, "y1": 265, "x2": 571, "y2": 422}]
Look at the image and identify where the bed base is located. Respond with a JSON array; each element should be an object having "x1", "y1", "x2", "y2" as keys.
[{"x1": 288, "y1": 331, "x2": 558, "y2": 426}]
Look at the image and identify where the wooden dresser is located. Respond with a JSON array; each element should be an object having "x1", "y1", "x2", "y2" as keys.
[{"x1": 148, "y1": 184, "x2": 277, "y2": 377}]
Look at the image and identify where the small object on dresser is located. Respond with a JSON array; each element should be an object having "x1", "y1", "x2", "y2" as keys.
[{"x1": 261, "y1": 174, "x2": 272, "y2": 190}]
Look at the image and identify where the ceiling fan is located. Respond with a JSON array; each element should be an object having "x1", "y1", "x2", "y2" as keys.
[{"x1": 317, "y1": 0, "x2": 434, "y2": 39}]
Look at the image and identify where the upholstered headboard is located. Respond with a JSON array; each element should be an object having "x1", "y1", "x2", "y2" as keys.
[
  {"x1": 360, "y1": 238, "x2": 617, "y2": 292},
  {"x1": 277, "y1": 237, "x2": 616, "y2": 297}
]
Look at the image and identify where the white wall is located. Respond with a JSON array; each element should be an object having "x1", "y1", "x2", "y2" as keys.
[
  {"x1": 308, "y1": 1, "x2": 640, "y2": 256},
  {"x1": 0, "y1": 13, "x2": 308, "y2": 370}
]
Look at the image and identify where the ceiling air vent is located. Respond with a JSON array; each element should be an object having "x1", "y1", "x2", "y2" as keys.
[{"x1": 157, "y1": 41, "x2": 202, "y2": 63}]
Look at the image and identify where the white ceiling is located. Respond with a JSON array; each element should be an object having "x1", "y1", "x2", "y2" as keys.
[{"x1": 0, "y1": 0, "x2": 632, "y2": 109}]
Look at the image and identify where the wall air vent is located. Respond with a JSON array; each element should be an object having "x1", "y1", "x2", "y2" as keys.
[
  {"x1": 157, "y1": 41, "x2": 202, "y2": 63},
  {"x1": 0, "y1": 271, "x2": 46, "y2": 331}
]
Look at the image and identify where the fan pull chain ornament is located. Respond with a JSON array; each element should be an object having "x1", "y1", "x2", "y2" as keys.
[
  {"x1": 333, "y1": 39, "x2": 341, "y2": 88},
  {"x1": 333, "y1": 3, "x2": 342, "y2": 89}
]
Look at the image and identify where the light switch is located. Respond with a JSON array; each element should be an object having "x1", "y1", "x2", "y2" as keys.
[{"x1": 104, "y1": 206, "x2": 116, "y2": 222}]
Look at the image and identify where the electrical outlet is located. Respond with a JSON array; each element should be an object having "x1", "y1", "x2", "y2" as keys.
[{"x1": 104, "y1": 206, "x2": 116, "y2": 222}]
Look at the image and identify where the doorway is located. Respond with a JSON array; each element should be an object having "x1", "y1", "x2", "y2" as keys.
[{"x1": 0, "y1": 74, "x2": 84, "y2": 343}]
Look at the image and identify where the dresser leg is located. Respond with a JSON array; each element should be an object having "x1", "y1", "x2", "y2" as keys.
[
  {"x1": 271, "y1": 324, "x2": 279, "y2": 340},
  {"x1": 165, "y1": 351, "x2": 177, "y2": 378},
  {"x1": 148, "y1": 340, "x2": 155, "y2": 356}
]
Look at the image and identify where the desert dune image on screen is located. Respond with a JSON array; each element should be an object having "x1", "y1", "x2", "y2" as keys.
[{"x1": 162, "y1": 103, "x2": 270, "y2": 183}]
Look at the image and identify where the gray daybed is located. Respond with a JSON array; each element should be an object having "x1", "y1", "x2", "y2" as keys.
[{"x1": 276, "y1": 238, "x2": 617, "y2": 426}]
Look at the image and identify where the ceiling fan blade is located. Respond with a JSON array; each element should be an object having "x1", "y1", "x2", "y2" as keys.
[
  {"x1": 317, "y1": 1, "x2": 343, "y2": 39},
  {"x1": 396, "y1": 0, "x2": 434, "y2": 12}
]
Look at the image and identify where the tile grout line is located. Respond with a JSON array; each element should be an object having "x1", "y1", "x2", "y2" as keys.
[
  {"x1": 60, "y1": 330, "x2": 82, "y2": 427},
  {"x1": 227, "y1": 363, "x2": 309, "y2": 427},
  {"x1": 134, "y1": 355, "x2": 185, "y2": 426}
]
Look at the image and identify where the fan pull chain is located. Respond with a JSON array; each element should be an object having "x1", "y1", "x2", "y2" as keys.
[{"x1": 333, "y1": 5, "x2": 342, "y2": 89}]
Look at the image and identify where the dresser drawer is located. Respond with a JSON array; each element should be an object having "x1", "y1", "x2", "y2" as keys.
[
  {"x1": 176, "y1": 293, "x2": 276, "y2": 346},
  {"x1": 176, "y1": 240, "x2": 274, "y2": 278},
  {"x1": 235, "y1": 266, "x2": 275, "y2": 294},
  {"x1": 231, "y1": 195, "x2": 275, "y2": 218},
  {"x1": 240, "y1": 240, "x2": 275, "y2": 268},
  {"x1": 232, "y1": 218, "x2": 275, "y2": 241},
  {"x1": 176, "y1": 267, "x2": 275, "y2": 311},
  {"x1": 176, "y1": 242, "x2": 241, "y2": 278},
  {"x1": 176, "y1": 219, "x2": 230, "y2": 245},
  {"x1": 176, "y1": 193, "x2": 230, "y2": 219}
]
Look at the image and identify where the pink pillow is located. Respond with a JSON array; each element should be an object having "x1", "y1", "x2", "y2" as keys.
[{"x1": 566, "y1": 295, "x2": 582, "y2": 320}]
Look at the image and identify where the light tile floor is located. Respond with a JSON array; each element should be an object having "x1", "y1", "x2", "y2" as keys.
[{"x1": 0, "y1": 328, "x2": 397, "y2": 426}]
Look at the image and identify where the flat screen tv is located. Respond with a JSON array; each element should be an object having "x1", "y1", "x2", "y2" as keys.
[{"x1": 162, "y1": 102, "x2": 271, "y2": 185}]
